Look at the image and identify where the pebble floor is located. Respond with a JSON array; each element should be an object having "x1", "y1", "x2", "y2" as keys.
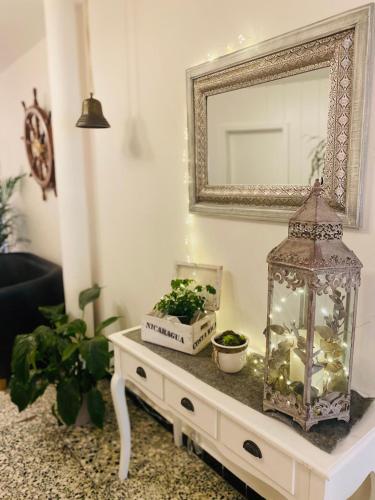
[{"x1": 0, "y1": 383, "x2": 243, "y2": 499}]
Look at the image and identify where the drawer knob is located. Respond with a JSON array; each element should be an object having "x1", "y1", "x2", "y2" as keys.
[
  {"x1": 243, "y1": 440, "x2": 262, "y2": 459},
  {"x1": 136, "y1": 366, "x2": 147, "y2": 379},
  {"x1": 181, "y1": 397, "x2": 194, "y2": 412}
]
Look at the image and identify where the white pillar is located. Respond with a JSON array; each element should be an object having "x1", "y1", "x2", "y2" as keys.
[{"x1": 43, "y1": 0, "x2": 93, "y2": 327}]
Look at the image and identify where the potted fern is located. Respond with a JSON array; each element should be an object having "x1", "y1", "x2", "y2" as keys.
[
  {"x1": 154, "y1": 278, "x2": 216, "y2": 325},
  {"x1": 10, "y1": 284, "x2": 119, "y2": 428},
  {"x1": 0, "y1": 174, "x2": 24, "y2": 252}
]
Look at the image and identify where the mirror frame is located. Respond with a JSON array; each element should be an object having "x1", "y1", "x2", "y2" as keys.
[{"x1": 186, "y1": 5, "x2": 373, "y2": 228}]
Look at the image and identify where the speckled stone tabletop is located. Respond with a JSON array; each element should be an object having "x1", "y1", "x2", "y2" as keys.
[{"x1": 126, "y1": 329, "x2": 373, "y2": 454}]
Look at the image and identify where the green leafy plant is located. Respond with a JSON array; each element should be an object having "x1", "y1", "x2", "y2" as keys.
[
  {"x1": 215, "y1": 331, "x2": 247, "y2": 346},
  {"x1": 10, "y1": 285, "x2": 119, "y2": 428},
  {"x1": 0, "y1": 174, "x2": 24, "y2": 252},
  {"x1": 154, "y1": 278, "x2": 216, "y2": 325},
  {"x1": 308, "y1": 138, "x2": 326, "y2": 185}
]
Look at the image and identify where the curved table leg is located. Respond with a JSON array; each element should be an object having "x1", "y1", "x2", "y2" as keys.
[
  {"x1": 111, "y1": 372, "x2": 131, "y2": 480},
  {"x1": 370, "y1": 472, "x2": 375, "y2": 499}
]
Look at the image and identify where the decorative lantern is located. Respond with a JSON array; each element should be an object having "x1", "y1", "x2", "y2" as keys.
[{"x1": 263, "y1": 179, "x2": 362, "y2": 431}]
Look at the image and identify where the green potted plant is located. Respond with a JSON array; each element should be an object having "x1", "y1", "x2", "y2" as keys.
[
  {"x1": 142, "y1": 278, "x2": 217, "y2": 355},
  {"x1": 10, "y1": 284, "x2": 119, "y2": 428},
  {"x1": 0, "y1": 174, "x2": 24, "y2": 252},
  {"x1": 212, "y1": 330, "x2": 248, "y2": 373},
  {"x1": 154, "y1": 278, "x2": 216, "y2": 325}
]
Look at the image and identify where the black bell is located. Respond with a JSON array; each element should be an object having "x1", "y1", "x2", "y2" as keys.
[{"x1": 76, "y1": 93, "x2": 110, "y2": 128}]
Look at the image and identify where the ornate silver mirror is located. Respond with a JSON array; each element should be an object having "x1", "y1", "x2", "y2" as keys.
[{"x1": 186, "y1": 5, "x2": 373, "y2": 227}]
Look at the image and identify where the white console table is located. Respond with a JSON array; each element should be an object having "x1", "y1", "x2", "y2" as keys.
[{"x1": 110, "y1": 327, "x2": 375, "y2": 499}]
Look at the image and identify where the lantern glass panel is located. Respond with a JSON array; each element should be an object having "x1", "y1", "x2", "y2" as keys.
[
  {"x1": 267, "y1": 279, "x2": 309, "y2": 397},
  {"x1": 312, "y1": 280, "x2": 355, "y2": 400}
]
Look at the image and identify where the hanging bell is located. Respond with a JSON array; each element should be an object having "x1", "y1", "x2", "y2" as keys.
[{"x1": 76, "y1": 93, "x2": 110, "y2": 128}]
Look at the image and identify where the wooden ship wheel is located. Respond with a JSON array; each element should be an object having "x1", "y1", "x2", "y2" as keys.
[{"x1": 21, "y1": 88, "x2": 56, "y2": 200}]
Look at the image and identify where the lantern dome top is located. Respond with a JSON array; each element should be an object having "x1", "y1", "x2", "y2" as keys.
[
  {"x1": 290, "y1": 179, "x2": 341, "y2": 225},
  {"x1": 267, "y1": 179, "x2": 362, "y2": 271}
]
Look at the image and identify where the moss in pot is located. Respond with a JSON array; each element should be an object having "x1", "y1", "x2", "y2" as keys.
[{"x1": 212, "y1": 330, "x2": 248, "y2": 373}]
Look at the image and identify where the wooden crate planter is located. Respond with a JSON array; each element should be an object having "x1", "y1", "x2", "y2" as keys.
[{"x1": 141, "y1": 262, "x2": 222, "y2": 355}]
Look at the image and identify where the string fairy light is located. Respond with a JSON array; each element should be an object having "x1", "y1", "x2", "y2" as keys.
[
  {"x1": 202, "y1": 33, "x2": 255, "y2": 64},
  {"x1": 238, "y1": 34, "x2": 246, "y2": 44},
  {"x1": 181, "y1": 125, "x2": 195, "y2": 263}
]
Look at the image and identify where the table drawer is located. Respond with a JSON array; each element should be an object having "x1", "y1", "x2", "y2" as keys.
[
  {"x1": 165, "y1": 379, "x2": 217, "y2": 438},
  {"x1": 220, "y1": 415, "x2": 295, "y2": 494},
  {"x1": 121, "y1": 352, "x2": 163, "y2": 400}
]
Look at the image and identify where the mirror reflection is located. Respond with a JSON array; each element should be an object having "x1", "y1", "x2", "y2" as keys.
[{"x1": 207, "y1": 67, "x2": 330, "y2": 186}]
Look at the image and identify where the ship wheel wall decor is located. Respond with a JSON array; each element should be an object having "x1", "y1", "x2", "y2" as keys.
[{"x1": 21, "y1": 88, "x2": 56, "y2": 200}]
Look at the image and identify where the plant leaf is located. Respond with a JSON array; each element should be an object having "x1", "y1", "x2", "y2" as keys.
[
  {"x1": 9, "y1": 377, "x2": 30, "y2": 411},
  {"x1": 56, "y1": 378, "x2": 81, "y2": 425},
  {"x1": 79, "y1": 336, "x2": 110, "y2": 380},
  {"x1": 79, "y1": 284, "x2": 101, "y2": 311},
  {"x1": 297, "y1": 336, "x2": 306, "y2": 350},
  {"x1": 79, "y1": 369, "x2": 95, "y2": 393},
  {"x1": 315, "y1": 325, "x2": 336, "y2": 340},
  {"x1": 29, "y1": 373, "x2": 49, "y2": 404},
  {"x1": 324, "y1": 360, "x2": 343, "y2": 373},
  {"x1": 320, "y1": 339, "x2": 344, "y2": 358},
  {"x1": 290, "y1": 381, "x2": 304, "y2": 397},
  {"x1": 62, "y1": 343, "x2": 79, "y2": 362},
  {"x1": 38, "y1": 304, "x2": 67, "y2": 326},
  {"x1": 95, "y1": 316, "x2": 120, "y2": 336},
  {"x1": 66, "y1": 319, "x2": 87, "y2": 336},
  {"x1": 56, "y1": 319, "x2": 87, "y2": 337},
  {"x1": 294, "y1": 348, "x2": 307, "y2": 365},
  {"x1": 33, "y1": 325, "x2": 56, "y2": 354},
  {"x1": 51, "y1": 403, "x2": 63, "y2": 425},
  {"x1": 11, "y1": 334, "x2": 36, "y2": 382},
  {"x1": 269, "y1": 324, "x2": 286, "y2": 335},
  {"x1": 87, "y1": 387, "x2": 105, "y2": 428},
  {"x1": 328, "y1": 374, "x2": 348, "y2": 393},
  {"x1": 277, "y1": 339, "x2": 293, "y2": 353},
  {"x1": 56, "y1": 336, "x2": 71, "y2": 356},
  {"x1": 311, "y1": 363, "x2": 324, "y2": 375}
]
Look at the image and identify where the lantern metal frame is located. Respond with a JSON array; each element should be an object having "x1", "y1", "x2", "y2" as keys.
[{"x1": 263, "y1": 180, "x2": 362, "y2": 431}]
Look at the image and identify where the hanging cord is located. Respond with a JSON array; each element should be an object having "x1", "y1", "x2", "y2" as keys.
[{"x1": 82, "y1": 0, "x2": 94, "y2": 96}]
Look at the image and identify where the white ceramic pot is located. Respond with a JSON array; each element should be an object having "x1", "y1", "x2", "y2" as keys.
[{"x1": 211, "y1": 334, "x2": 248, "y2": 373}]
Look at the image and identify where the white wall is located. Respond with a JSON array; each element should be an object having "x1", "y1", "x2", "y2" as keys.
[
  {"x1": 0, "y1": 39, "x2": 61, "y2": 264},
  {"x1": 84, "y1": 0, "x2": 375, "y2": 397}
]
